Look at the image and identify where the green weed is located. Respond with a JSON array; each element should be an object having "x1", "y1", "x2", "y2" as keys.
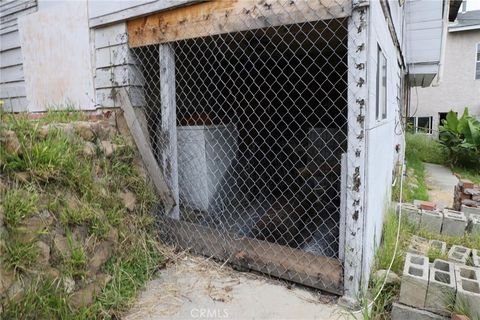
[
  {"x1": 0, "y1": 277, "x2": 71, "y2": 319},
  {"x1": 2, "y1": 187, "x2": 38, "y2": 227},
  {"x1": 4, "y1": 241, "x2": 39, "y2": 272},
  {"x1": 65, "y1": 233, "x2": 88, "y2": 279},
  {"x1": 405, "y1": 132, "x2": 446, "y2": 164}
]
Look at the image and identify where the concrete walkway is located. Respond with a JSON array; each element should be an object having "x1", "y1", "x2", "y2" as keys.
[
  {"x1": 424, "y1": 163, "x2": 458, "y2": 208},
  {"x1": 124, "y1": 254, "x2": 355, "y2": 320}
]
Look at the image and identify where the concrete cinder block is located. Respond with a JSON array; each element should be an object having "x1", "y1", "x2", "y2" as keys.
[
  {"x1": 455, "y1": 278, "x2": 480, "y2": 320},
  {"x1": 399, "y1": 253, "x2": 429, "y2": 308},
  {"x1": 448, "y1": 245, "x2": 472, "y2": 265},
  {"x1": 400, "y1": 203, "x2": 422, "y2": 226},
  {"x1": 408, "y1": 236, "x2": 430, "y2": 255},
  {"x1": 391, "y1": 302, "x2": 448, "y2": 320},
  {"x1": 428, "y1": 240, "x2": 447, "y2": 255},
  {"x1": 461, "y1": 205, "x2": 480, "y2": 219},
  {"x1": 425, "y1": 260, "x2": 456, "y2": 315},
  {"x1": 420, "y1": 210, "x2": 443, "y2": 233},
  {"x1": 470, "y1": 214, "x2": 480, "y2": 236},
  {"x1": 441, "y1": 210, "x2": 467, "y2": 237},
  {"x1": 473, "y1": 249, "x2": 479, "y2": 267}
]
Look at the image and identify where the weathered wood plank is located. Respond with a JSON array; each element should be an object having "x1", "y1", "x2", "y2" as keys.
[
  {"x1": 0, "y1": 5, "x2": 36, "y2": 25},
  {"x1": 95, "y1": 44, "x2": 133, "y2": 68},
  {"x1": 0, "y1": 29, "x2": 20, "y2": 51},
  {"x1": 127, "y1": 0, "x2": 351, "y2": 47},
  {"x1": 94, "y1": 23, "x2": 128, "y2": 49},
  {"x1": 0, "y1": 64, "x2": 23, "y2": 83},
  {"x1": 0, "y1": 80, "x2": 26, "y2": 98},
  {"x1": 95, "y1": 87, "x2": 146, "y2": 108},
  {"x1": 160, "y1": 215, "x2": 343, "y2": 295},
  {"x1": 94, "y1": 66, "x2": 143, "y2": 89},
  {"x1": 0, "y1": 0, "x2": 36, "y2": 18},
  {"x1": 159, "y1": 44, "x2": 180, "y2": 219},
  {"x1": 89, "y1": 0, "x2": 200, "y2": 28},
  {"x1": 1, "y1": 96, "x2": 28, "y2": 112},
  {"x1": 0, "y1": 47, "x2": 22, "y2": 67},
  {"x1": 118, "y1": 88, "x2": 176, "y2": 211}
]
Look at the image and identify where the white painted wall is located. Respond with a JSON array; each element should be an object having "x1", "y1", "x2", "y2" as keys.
[
  {"x1": 0, "y1": 0, "x2": 37, "y2": 112},
  {"x1": 362, "y1": 0, "x2": 405, "y2": 285},
  {"x1": 18, "y1": 0, "x2": 95, "y2": 111},
  {"x1": 411, "y1": 29, "x2": 480, "y2": 133}
]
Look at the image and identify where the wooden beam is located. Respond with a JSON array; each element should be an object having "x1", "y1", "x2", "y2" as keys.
[
  {"x1": 127, "y1": 0, "x2": 352, "y2": 47},
  {"x1": 159, "y1": 44, "x2": 180, "y2": 219},
  {"x1": 118, "y1": 88, "x2": 177, "y2": 214},
  {"x1": 160, "y1": 215, "x2": 344, "y2": 295}
]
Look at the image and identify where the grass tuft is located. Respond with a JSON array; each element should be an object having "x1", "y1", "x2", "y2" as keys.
[
  {"x1": 2, "y1": 186, "x2": 38, "y2": 227},
  {"x1": 405, "y1": 133, "x2": 446, "y2": 164},
  {"x1": 4, "y1": 241, "x2": 40, "y2": 273}
]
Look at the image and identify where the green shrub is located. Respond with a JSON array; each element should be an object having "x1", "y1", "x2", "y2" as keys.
[
  {"x1": 405, "y1": 132, "x2": 446, "y2": 164},
  {"x1": 439, "y1": 108, "x2": 480, "y2": 169}
]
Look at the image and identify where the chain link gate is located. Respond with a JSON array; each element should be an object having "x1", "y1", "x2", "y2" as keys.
[{"x1": 120, "y1": 0, "x2": 366, "y2": 295}]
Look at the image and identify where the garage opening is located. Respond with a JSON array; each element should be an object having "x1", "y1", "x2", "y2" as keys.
[{"x1": 129, "y1": 17, "x2": 348, "y2": 293}]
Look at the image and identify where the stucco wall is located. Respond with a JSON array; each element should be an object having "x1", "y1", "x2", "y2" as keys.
[
  {"x1": 18, "y1": 0, "x2": 95, "y2": 111},
  {"x1": 362, "y1": 0, "x2": 405, "y2": 286},
  {"x1": 411, "y1": 29, "x2": 480, "y2": 132}
]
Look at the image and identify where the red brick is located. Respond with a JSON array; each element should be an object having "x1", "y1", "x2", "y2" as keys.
[
  {"x1": 419, "y1": 201, "x2": 436, "y2": 211},
  {"x1": 460, "y1": 193, "x2": 472, "y2": 201},
  {"x1": 460, "y1": 179, "x2": 475, "y2": 190}
]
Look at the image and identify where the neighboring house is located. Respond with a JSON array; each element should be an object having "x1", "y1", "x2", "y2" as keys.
[
  {"x1": 0, "y1": 0, "x2": 458, "y2": 302},
  {"x1": 409, "y1": 2, "x2": 480, "y2": 135}
]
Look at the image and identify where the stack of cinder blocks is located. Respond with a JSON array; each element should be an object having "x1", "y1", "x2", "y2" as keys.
[
  {"x1": 393, "y1": 238, "x2": 480, "y2": 320},
  {"x1": 398, "y1": 200, "x2": 475, "y2": 237},
  {"x1": 454, "y1": 179, "x2": 480, "y2": 211}
]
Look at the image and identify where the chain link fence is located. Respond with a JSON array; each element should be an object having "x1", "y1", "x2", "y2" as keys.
[{"x1": 116, "y1": 0, "x2": 367, "y2": 294}]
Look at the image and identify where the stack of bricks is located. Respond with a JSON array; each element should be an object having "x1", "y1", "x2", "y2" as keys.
[{"x1": 454, "y1": 179, "x2": 480, "y2": 212}]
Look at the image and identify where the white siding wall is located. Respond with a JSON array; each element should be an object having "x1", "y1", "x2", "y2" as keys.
[
  {"x1": 17, "y1": 0, "x2": 94, "y2": 111},
  {"x1": 0, "y1": 0, "x2": 37, "y2": 112},
  {"x1": 362, "y1": 0, "x2": 405, "y2": 285},
  {"x1": 93, "y1": 23, "x2": 135, "y2": 108}
]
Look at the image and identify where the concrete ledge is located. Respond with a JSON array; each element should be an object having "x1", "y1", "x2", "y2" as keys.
[{"x1": 391, "y1": 303, "x2": 448, "y2": 320}]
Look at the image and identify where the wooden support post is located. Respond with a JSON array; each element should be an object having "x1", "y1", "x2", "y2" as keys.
[
  {"x1": 118, "y1": 88, "x2": 176, "y2": 212},
  {"x1": 159, "y1": 43, "x2": 180, "y2": 219}
]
